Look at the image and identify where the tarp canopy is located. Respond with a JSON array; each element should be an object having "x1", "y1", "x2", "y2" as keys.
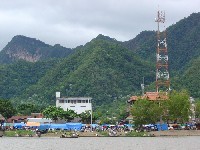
[
  {"x1": 26, "y1": 122, "x2": 40, "y2": 127},
  {"x1": 50, "y1": 124, "x2": 68, "y2": 130},
  {"x1": 14, "y1": 123, "x2": 25, "y2": 129},
  {"x1": 38, "y1": 124, "x2": 51, "y2": 131},
  {"x1": 82, "y1": 124, "x2": 99, "y2": 128},
  {"x1": 155, "y1": 123, "x2": 168, "y2": 131},
  {"x1": 66, "y1": 123, "x2": 82, "y2": 131}
]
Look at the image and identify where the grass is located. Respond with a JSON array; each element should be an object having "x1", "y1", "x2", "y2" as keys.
[
  {"x1": 125, "y1": 131, "x2": 150, "y2": 137},
  {"x1": 4, "y1": 130, "x2": 34, "y2": 137}
]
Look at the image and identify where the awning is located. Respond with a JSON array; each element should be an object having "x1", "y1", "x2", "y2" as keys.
[{"x1": 26, "y1": 122, "x2": 40, "y2": 126}]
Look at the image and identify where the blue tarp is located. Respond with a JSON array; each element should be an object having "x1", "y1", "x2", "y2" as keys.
[
  {"x1": 50, "y1": 124, "x2": 68, "y2": 130},
  {"x1": 14, "y1": 123, "x2": 25, "y2": 129},
  {"x1": 38, "y1": 123, "x2": 84, "y2": 131},
  {"x1": 66, "y1": 123, "x2": 82, "y2": 131},
  {"x1": 124, "y1": 124, "x2": 134, "y2": 127},
  {"x1": 82, "y1": 124, "x2": 99, "y2": 128},
  {"x1": 91, "y1": 124, "x2": 99, "y2": 128},
  {"x1": 155, "y1": 123, "x2": 168, "y2": 131},
  {"x1": 38, "y1": 124, "x2": 51, "y2": 131}
]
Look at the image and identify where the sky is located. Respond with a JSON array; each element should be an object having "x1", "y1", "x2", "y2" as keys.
[{"x1": 0, "y1": 0, "x2": 199, "y2": 50}]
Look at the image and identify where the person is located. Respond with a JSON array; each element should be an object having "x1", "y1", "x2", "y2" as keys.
[{"x1": 36, "y1": 131, "x2": 41, "y2": 137}]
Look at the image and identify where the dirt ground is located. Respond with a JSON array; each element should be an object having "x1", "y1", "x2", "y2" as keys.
[{"x1": 150, "y1": 130, "x2": 200, "y2": 136}]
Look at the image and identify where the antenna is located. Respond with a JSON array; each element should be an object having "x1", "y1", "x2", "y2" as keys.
[{"x1": 155, "y1": 10, "x2": 170, "y2": 92}]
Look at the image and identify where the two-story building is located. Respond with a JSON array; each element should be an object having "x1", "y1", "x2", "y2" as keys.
[{"x1": 56, "y1": 92, "x2": 92, "y2": 114}]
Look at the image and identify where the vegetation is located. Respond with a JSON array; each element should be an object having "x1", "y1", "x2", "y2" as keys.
[
  {"x1": 195, "y1": 100, "x2": 200, "y2": 119},
  {"x1": 42, "y1": 106, "x2": 77, "y2": 122},
  {"x1": 0, "y1": 99, "x2": 16, "y2": 119},
  {"x1": 166, "y1": 90, "x2": 190, "y2": 123},
  {"x1": 125, "y1": 131, "x2": 149, "y2": 137},
  {"x1": 4, "y1": 130, "x2": 34, "y2": 137},
  {"x1": 131, "y1": 90, "x2": 191, "y2": 127},
  {"x1": 16, "y1": 103, "x2": 43, "y2": 115},
  {"x1": 79, "y1": 110, "x2": 98, "y2": 124},
  {"x1": 0, "y1": 35, "x2": 74, "y2": 63},
  {"x1": 0, "y1": 12, "x2": 200, "y2": 120},
  {"x1": 131, "y1": 99, "x2": 163, "y2": 127}
]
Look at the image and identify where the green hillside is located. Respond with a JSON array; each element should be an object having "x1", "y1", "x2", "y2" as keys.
[
  {"x1": 0, "y1": 59, "x2": 60, "y2": 99},
  {"x1": 1, "y1": 12, "x2": 200, "y2": 109},
  {"x1": 123, "y1": 12, "x2": 200, "y2": 73},
  {"x1": 180, "y1": 56, "x2": 200, "y2": 98},
  {"x1": 15, "y1": 36, "x2": 154, "y2": 106},
  {"x1": 0, "y1": 35, "x2": 74, "y2": 64}
]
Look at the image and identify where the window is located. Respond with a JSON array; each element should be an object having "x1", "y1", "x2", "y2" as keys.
[
  {"x1": 86, "y1": 100, "x2": 88, "y2": 103},
  {"x1": 59, "y1": 100, "x2": 64, "y2": 103},
  {"x1": 70, "y1": 106, "x2": 75, "y2": 107},
  {"x1": 81, "y1": 106, "x2": 86, "y2": 107}
]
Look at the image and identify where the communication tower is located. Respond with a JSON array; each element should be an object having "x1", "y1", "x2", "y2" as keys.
[{"x1": 155, "y1": 11, "x2": 170, "y2": 92}]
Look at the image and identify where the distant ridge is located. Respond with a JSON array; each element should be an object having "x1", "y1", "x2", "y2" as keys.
[
  {"x1": 0, "y1": 35, "x2": 74, "y2": 64},
  {"x1": 1, "y1": 12, "x2": 200, "y2": 106}
]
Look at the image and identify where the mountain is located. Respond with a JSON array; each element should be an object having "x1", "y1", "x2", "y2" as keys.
[
  {"x1": 123, "y1": 13, "x2": 200, "y2": 74},
  {"x1": 1, "y1": 12, "x2": 200, "y2": 108},
  {"x1": 0, "y1": 35, "x2": 74, "y2": 64},
  {"x1": 0, "y1": 59, "x2": 60, "y2": 99},
  {"x1": 13, "y1": 36, "x2": 154, "y2": 106}
]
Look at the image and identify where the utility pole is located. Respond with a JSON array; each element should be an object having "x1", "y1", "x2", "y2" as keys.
[{"x1": 90, "y1": 101, "x2": 92, "y2": 131}]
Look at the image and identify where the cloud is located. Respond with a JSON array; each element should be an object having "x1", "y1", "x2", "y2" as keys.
[{"x1": 0, "y1": 0, "x2": 199, "y2": 50}]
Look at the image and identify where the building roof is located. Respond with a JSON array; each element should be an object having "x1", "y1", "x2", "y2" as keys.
[
  {"x1": 57, "y1": 97, "x2": 92, "y2": 100},
  {"x1": 27, "y1": 118, "x2": 52, "y2": 123},
  {"x1": 7, "y1": 116, "x2": 30, "y2": 123},
  {"x1": 129, "y1": 92, "x2": 168, "y2": 102}
]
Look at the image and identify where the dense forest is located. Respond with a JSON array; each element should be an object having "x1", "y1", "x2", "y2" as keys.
[{"x1": 0, "y1": 12, "x2": 200, "y2": 115}]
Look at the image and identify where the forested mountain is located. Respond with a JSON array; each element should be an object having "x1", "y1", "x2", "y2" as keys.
[
  {"x1": 0, "y1": 59, "x2": 60, "y2": 99},
  {"x1": 0, "y1": 35, "x2": 74, "y2": 64},
  {"x1": 14, "y1": 36, "x2": 154, "y2": 106},
  {"x1": 0, "y1": 12, "x2": 200, "y2": 108},
  {"x1": 123, "y1": 12, "x2": 200, "y2": 73}
]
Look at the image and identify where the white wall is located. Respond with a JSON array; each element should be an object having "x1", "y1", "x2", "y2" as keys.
[{"x1": 56, "y1": 97, "x2": 92, "y2": 114}]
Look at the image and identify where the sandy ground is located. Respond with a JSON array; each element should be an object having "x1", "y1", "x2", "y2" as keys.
[{"x1": 150, "y1": 130, "x2": 200, "y2": 136}]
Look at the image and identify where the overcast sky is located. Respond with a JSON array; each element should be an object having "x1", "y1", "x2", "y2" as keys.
[{"x1": 0, "y1": 0, "x2": 199, "y2": 50}]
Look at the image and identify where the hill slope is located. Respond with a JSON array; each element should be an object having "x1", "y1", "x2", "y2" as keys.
[
  {"x1": 123, "y1": 12, "x2": 200, "y2": 73},
  {"x1": 1, "y1": 12, "x2": 200, "y2": 107},
  {"x1": 0, "y1": 35, "x2": 74, "y2": 63},
  {"x1": 15, "y1": 36, "x2": 154, "y2": 106}
]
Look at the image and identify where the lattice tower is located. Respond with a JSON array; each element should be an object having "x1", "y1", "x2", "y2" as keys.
[{"x1": 155, "y1": 11, "x2": 170, "y2": 92}]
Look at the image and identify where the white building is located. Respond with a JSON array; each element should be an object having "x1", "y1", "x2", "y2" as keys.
[{"x1": 56, "y1": 92, "x2": 92, "y2": 114}]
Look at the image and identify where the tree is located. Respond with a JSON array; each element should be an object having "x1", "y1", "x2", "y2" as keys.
[
  {"x1": 131, "y1": 99, "x2": 163, "y2": 127},
  {"x1": 195, "y1": 100, "x2": 200, "y2": 119},
  {"x1": 42, "y1": 106, "x2": 64, "y2": 122},
  {"x1": 0, "y1": 99, "x2": 16, "y2": 119},
  {"x1": 79, "y1": 110, "x2": 98, "y2": 124},
  {"x1": 16, "y1": 103, "x2": 41, "y2": 115},
  {"x1": 61, "y1": 109, "x2": 77, "y2": 122},
  {"x1": 166, "y1": 90, "x2": 190, "y2": 123},
  {"x1": 42, "y1": 106, "x2": 77, "y2": 122}
]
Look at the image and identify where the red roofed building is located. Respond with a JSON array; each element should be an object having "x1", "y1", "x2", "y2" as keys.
[
  {"x1": 126, "y1": 92, "x2": 168, "y2": 123},
  {"x1": 128, "y1": 92, "x2": 168, "y2": 104}
]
